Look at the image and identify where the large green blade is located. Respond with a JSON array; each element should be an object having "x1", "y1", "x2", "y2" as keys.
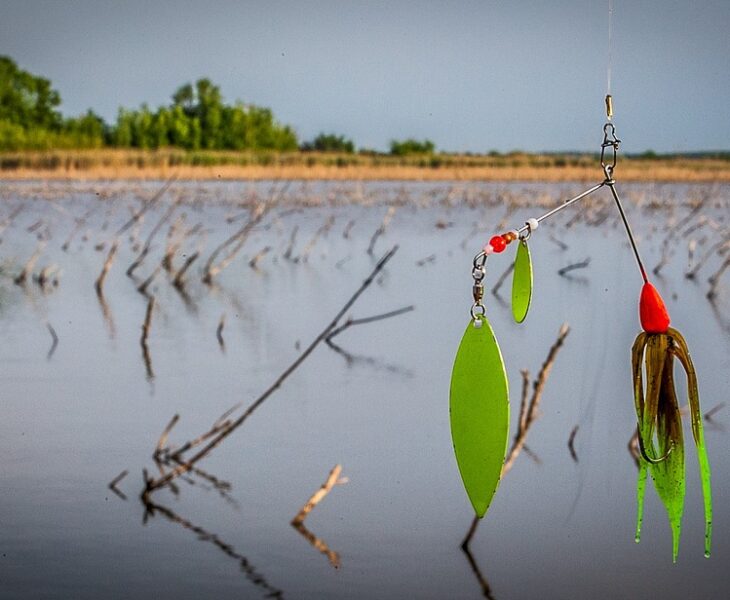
[
  {"x1": 450, "y1": 315, "x2": 510, "y2": 517},
  {"x1": 511, "y1": 240, "x2": 533, "y2": 323}
]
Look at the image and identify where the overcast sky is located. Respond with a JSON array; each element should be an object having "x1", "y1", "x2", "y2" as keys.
[{"x1": 2, "y1": 0, "x2": 728, "y2": 152}]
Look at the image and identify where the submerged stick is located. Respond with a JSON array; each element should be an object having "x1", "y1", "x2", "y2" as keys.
[
  {"x1": 291, "y1": 465, "x2": 347, "y2": 526},
  {"x1": 283, "y1": 225, "x2": 299, "y2": 261},
  {"x1": 172, "y1": 251, "x2": 199, "y2": 289},
  {"x1": 297, "y1": 216, "x2": 335, "y2": 262},
  {"x1": 706, "y1": 256, "x2": 730, "y2": 300},
  {"x1": 140, "y1": 296, "x2": 155, "y2": 379},
  {"x1": 127, "y1": 194, "x2": 180, "y2": 276},
  {"x1": 367, "y1": 206, "x2": 396, "y2": 255},
  {"x1": 558, "y1": 258, "x2": 591, "y2": 277},
  {"x1": 14, "y1": 242, "x2": 46, "y2": 285},
  {"x1": 117, "y1": 176, "x2": 176, "y2": 238},
  {"x1": 326, "y1": 306, "x2": 414, "y2": 340},
  {"x1": 291, "y1": 464, "x2": 347, "y2": 569},
  {"x1": 137, "y1": 265, "x2": 161, "y2": 296},
  {"x1": 95, "y1": 241, "x2": 119, "y2": 297},
  {"x1": 248, "y1": 246, "x2": 272, "y2": 270},
  {"x1": 202, "y1": 203, "x2": 267, "y2": 284}
]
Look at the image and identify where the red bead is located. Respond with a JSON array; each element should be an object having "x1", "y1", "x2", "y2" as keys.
[
  {"x1": 489, "y1": 235, "x2": 506, "y2": 253},
  {"x1": 639, "y1": 282, "x2": 670, "y2": 333}
]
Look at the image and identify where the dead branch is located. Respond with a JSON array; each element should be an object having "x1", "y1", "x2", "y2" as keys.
[
  {"x1": 685, "y1": 235, "x2": 730, "y2": 280},
  {"x1": 296, "y1": 216, "x2": 335, "y2": 262},
  {"x1": 653, "y1": 204, "x2": 703, "y2": 276},
  {"x1": 172, "y1": 251, "x2": 199, "y2": 289},
  {"x1": 342, "y1": 219, "x2": 355, "y2": 239},
  {"x1": 291, "y1": 465, "x2": 347, "y2": 526},
  {"x1": 127, "y1": 196, "x2": 181, "y2": 276},
  {"x1": 248, "y1": 246, "x2": 271, "y2": 269},
  {"x1": 116, "y1": 176, "x2": 176, "y2": 238},
  {"x1": 367, "y1": 206, "x2": 396, "y2": 255},
  {"x1": 326, "y1": 305, "x2": 414, "y2": 340},
  {"x1": 202, "y1": 203, "x2": 267, "y2": 284},
  {"x1": 62, "y1": 206, "x2": 97, "y2": 251},
  {"x1": 14, "y1": 241, "x2": 46, "y2": 285},
  {"x1": 26, "y1": 219, "x2": 43, "y2": 233},
  {"x1": 95, "y1": 240, "x2": 119, "y2": 297},
  {"x1": 558, "y1": 258, "x2": 590, "y2": 277},
  {"x1": 141, "y1": 296, "x2": 155, "y2": 379},
  {"x1": 0, "y1": 204, "x2": 23, "y2": 238},
  {"x1": 290, "y1": 464, "x2": 347, "y2": 569},
  {"x1": 707, "y1": 255, "x2": 730, "y2": 300},
  {"x1": 137, "y1": 265, "x2": 161, "y2": 296},
  {"x1": 36, "y1": 264, "x2": 59, "y2": 291},
  {"x1": 161, "y1": 215, "x2": 186, "y2": 272},
  {"x1": 704, "y1": 402, "x2": 726, "y2": 422},
  {"x1": 283, "y1": 225, "x2": 298, "y2": 261},
  {"x1": 144, "y1": 246, "x2": 399, "y2": 495}
]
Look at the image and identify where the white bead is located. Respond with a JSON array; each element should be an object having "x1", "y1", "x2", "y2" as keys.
[
  {"x1": 527, "y1": 218, "x2": 539, "y2": 232},
  {"x1": 483, "y1": 244, "x2": 494, "y2": 255},
  {"x1": 473, "y1": 319, "x2": 483, "y2": 329}
]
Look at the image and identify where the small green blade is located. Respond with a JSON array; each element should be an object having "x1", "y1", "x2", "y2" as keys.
[
  {"x1": 511, "y1": 240, "x2": 533, "y2": 323},
  {"x1": 450, "y1": 315, "x2": 510, "y2": 517}
]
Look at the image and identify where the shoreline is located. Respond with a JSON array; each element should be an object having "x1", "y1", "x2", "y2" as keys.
[
  {"x1": 2, "y1": 149, "x2": 729, "y2": 182},
  {"x1": 3, "y1": 164, "x2": 730, "y2": 183}
]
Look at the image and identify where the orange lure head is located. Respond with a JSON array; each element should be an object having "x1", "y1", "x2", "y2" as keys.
[{"x1": 639, "y1": 282, "x2": 670, "y2": 333}]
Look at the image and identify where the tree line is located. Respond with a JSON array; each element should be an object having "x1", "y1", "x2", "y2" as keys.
[{"x1": 0, "y1": 56, "x2": 435, "y2": 155}]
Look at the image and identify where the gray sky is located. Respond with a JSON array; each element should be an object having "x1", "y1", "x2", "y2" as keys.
[{"x1": 2, "y1": 0, "x2": 728, "y2": 152}]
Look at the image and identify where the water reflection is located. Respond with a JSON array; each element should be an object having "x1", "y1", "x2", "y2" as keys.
[{"x1": 142, "y1": 498, "x2": 285, "y2": 598}]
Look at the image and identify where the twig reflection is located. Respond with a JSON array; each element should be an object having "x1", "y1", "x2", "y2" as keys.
[{"x1": 142, "y1": 499, "x2": 284, "y2": 598}]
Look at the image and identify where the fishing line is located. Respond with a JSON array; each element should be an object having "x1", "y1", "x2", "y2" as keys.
[{"x1": 607, "y1": 0, "x2": 613, "y2": 99}]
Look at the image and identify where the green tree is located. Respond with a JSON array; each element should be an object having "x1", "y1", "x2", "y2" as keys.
[
  {"x1": 63, "y1": 110, "x2": 106, "y2": 147},
  {"x1": 0, "y1": 56, "x2": 62, "y2": 131},
  {"x1": 168, "y1": 105, "x2": 191, "y2": 148},
  {"x1": 389, "y1": 138, "x2": 435, "y2": 156},
  {"x1": 113, "y1": 108, "x2": 134, "y2": 147},
  {"x1": 301, "y1": 133, "x2": 355, "y2": 153},
  {"x1": 152, "y1": 107, "x2": 171, "y2": 148}
]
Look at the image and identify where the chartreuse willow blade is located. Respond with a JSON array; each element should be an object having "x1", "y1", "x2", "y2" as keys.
[
  {"x1": 631, "y1": 328, "x2": 712, "y2": 561},
  {"x1": 511, "y1": 239, "x2": 533, "y2": 323},
  {"x1": 450, "y1": 315, "x2": 509, "y2": 517}
]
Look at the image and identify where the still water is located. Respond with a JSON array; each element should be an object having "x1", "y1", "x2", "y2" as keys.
[{"x1": 0, "y1": 180, "x2": 728, "y2": 599}]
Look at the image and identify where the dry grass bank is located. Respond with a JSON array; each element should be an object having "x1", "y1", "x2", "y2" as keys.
[{"x1": 1, "y1": 149, "x2": 729, "y2": 182}]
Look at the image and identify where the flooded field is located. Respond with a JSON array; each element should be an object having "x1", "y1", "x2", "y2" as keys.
[{"x1": 0, "y1": 179, "x2": 728, "y2": 599}]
